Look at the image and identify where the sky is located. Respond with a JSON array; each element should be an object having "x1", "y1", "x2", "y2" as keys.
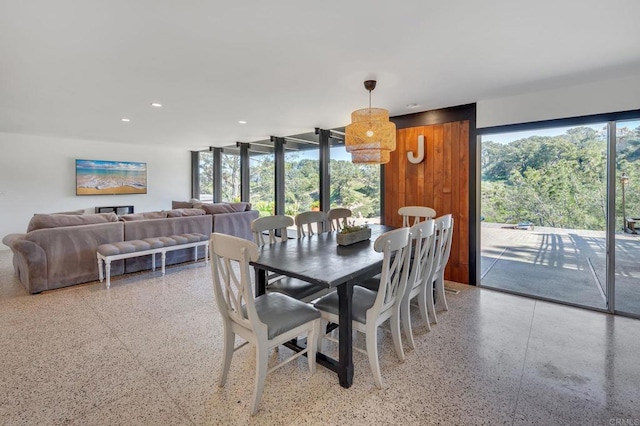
[
  {"x1": 482, "y1": 120, "x2": 640, "y2": 145},
  {"x1": 482, "y1": 124, "x2": 607, "y2": 144}
]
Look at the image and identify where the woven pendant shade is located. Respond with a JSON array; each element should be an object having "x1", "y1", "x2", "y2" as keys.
[{"x1": 344, "y1": 81, "x2": 396, "y2": 164}]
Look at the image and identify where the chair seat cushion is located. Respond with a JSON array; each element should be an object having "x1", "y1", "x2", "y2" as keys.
[
  {"x1": 358, "y1": 274, "x2": 381, "y2": 291},
  {"x1": 314, "y1": 286, "x2": 377, "y2": 324},
  {"x1": 247, "y1": 293, "x2": 320, "y2": 339},
  {"x1": 268, "y1": 277, "x2": 327, "y2": 301}
]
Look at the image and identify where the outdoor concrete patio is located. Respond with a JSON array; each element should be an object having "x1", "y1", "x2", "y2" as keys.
[{"x1": 481, "y1": 223, "x2": 640, "y2": 316}]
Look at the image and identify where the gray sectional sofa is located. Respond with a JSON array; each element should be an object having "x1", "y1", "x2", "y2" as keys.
[
  {"x1": 3, "y1": 203, "x2": 259, "y2": 294},
  {"x1": 3, "y1": 211, "x2": 213, "y2": 294}
]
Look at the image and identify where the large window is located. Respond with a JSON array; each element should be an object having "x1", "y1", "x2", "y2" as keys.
[
  {"x1": 194, "y1": 132, "x2": 383, "y2": 226},
  {"x1": 220, "y1": 151, "x2": 240, "y2": 202},
  {"x1": 249, "y1": 150, "x2": 275, "y2": 217},
  {"x1": 615, "y1": 119, "x2": 640, "y2": 316},
  {"x1": 481, "y1": 124, "x2": 608, "y2": 309},
  {"x1": 481, "y1": 117, "x2": 640, "y2": 317},
  {"x1": 198, "y1": 151, "x2": 213, "y2": 202},
  {"x1": 284, "y1": 147, "x2": 319, "y2": 216},
  {"x1": 330, "y1": 144, "x2": 380, "y2": 224}
]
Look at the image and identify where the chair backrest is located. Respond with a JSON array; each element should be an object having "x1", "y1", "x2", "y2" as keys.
[
  {"x1": 408, "y1": 219, "x2": 437, "y2": 292},
  {"x1": 372, "y1": 227, "x2": 412, "y2": 313},
  {"x1": 210, "y1": 233, "x2": 266, "y2": 336},
  {"x1": 295, "y1": 211, "x2": 328, "y2": 238},
  {"x1": 251, "y1": 215, "x2": 293, "y2": 247},
  {"x1": 398, "y1": 206, "x2": 437, "y2": 227},
  {"x1": 433, "y1": 214, "x2": 454, "y2": 274},
  {"x1": 327, "y1": 208, "x2": 352, "y2": 232}
]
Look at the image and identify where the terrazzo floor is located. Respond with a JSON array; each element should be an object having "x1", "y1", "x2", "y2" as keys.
[{"x1": 1, "y1": 250, "x2": 639, "y2": 425}]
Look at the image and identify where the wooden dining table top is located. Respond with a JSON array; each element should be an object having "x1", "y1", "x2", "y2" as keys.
[{"x1": 250, "y1": 224, "x2": 394, "y2": 288}]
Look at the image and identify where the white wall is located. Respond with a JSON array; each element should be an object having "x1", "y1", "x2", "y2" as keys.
[
  {"x1": 0, "y1": 132, "x2": 191, "y2": 250},
  {"x1": 477, "y1": 73, "x2": 640, "y2": 129}
]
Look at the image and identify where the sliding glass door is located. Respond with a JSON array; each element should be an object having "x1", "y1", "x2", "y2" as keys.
[
  {"x1": 481, "y1": 124, "x2": 608, "y2": 309},
  {"x1": 481, "y1": 115, "x2": 640, "y2": 316},
  {"x1": 614, "y1": 119, "x2": 640, "y2": 316}
]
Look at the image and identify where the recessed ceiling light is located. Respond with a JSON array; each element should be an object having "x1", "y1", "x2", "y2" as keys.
[
  {"x1": 238, "y1": 120, "x2": 247, "y2": 124},
  {"x1": 121, "y1": 118, "x2": 131, "y2": 122},
  {"x1": 151, "y1": 103, "x2": 162, "y2": 108},
  {"x1": 406, "y1": 103, "x2": 420, "y2": 109}
]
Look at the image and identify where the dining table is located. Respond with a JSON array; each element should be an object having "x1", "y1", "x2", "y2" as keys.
[{"x1": 250, "y1": 223, "x2": 394, "y2": 388}]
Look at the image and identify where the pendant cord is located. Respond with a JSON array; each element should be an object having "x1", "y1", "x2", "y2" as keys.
[{"x1": 368, "y1": 89, "x2": 372, "y2": 124}]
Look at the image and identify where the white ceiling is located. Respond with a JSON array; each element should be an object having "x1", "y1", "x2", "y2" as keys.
[{"x1": 1, "y1": 0, "x2": 640, "y2": 150}]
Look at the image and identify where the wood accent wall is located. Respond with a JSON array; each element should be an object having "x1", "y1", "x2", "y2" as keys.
[{"x1": 384, "y1": 121, "x2": 470, "y2": 284}]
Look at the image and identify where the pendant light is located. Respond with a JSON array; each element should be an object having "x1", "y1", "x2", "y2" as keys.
[{"x1": 345, "y1": 80, "x2": 396, "y2": 164}]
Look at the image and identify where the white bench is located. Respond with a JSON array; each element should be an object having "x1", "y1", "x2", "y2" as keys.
[{"x1": 97, "y1": 233, "x2": 209, "y2": 288}]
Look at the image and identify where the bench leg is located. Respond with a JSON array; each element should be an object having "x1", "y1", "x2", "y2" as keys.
[
  {"x1": 105, "y1": 260, "x2": 111, "y2": 288},
  {"x1": 205, "y1": 242, "x2": 209, "y2": 264},
  {"x1": 97, "y1": 255, "x2": 104, "y2": 282},
  {"x1": 194, "y1": 246, "x2": 197, "y2": 262},
  {"x1": 151, "y1": 253, "x2": 156, "y2": 271},
  {"x1": 161, "y1": 251, "x2": 166, "y2": 275}
]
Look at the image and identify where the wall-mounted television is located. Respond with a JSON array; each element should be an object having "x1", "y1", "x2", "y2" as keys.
[{"x1": 76, "y1": 159, "x2": 147, "y2": 196}]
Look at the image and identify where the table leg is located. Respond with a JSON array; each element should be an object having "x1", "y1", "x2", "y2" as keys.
[
  {"x1": 337, "y1": 282, "x2": 354, "y2": 388},
  {"x1": 255, "y1": 268, "x2": 267, "y2": 296}
]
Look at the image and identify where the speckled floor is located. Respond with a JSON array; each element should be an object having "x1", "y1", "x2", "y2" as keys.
[{"x1": 1, "y1": 250, "x2": 639, "y2": 425}]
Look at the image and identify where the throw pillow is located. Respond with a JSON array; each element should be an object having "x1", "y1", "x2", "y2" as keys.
[
  {"x1": 229, "y1": 202, "x2": 251, "y2": 212},
  {"x1": 120, "y1": 211, "x2": 168, "y2": 221},
  {"x1": 172, "y1": 200, "x2": 193, "y2": 209},
  {"x1": 27, "y1": 212, "x2": 118, "y2": 232},
  {"x1": 200, "y1": 203, "x2": 234, "y2": 215},
  {"x1": 166, "y1": 208, "x2": 206, "y2": 217}
]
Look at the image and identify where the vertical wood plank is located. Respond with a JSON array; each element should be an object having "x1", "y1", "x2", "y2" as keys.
[
  {"x1": 398, "y1": 128, "x2": 407, "y2": 221},
  {"x1": 416, "y1": 127, "x2": 425, "y2": 206},
  {"x1": 424, "y1": 126, "x2": 435, "y2": 209},
  {"x1": 457, "y1": 121, "x2": 470, "y2": 282},
  {"x1": 432, "y1": 125, "x2": 444, "y2": 216}
]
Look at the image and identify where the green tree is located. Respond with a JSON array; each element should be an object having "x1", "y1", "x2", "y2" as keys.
[{"x1": 482, "y1": 126, "x2": 609, "y2": 230}]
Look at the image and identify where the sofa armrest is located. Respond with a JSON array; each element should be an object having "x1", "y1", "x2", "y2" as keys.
[
  {"x1": 2, "y1": 233, "x2": 26, "y2": 247},
  {"x1": 11, "y1": 239, "x2": 48, "y2": 293}
]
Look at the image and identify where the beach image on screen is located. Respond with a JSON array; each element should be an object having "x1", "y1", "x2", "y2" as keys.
[{"x1": 76, "y1": 160, "x2": 147, "y2": 195}]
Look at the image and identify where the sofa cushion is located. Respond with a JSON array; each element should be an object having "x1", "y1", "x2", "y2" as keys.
[
  {"x1": 27, "y1": 212, "x2": 118, "y2": 233},
  {"x1": 171, "y1": 200, "x2": 194, "y2": 209},
  {"x1": 120, "y1": 211, "x2": 168, "y2": 221},
  {"x1": 166, "y1": 208, "x2": 205, "y2": 217},
  {"x1": 201, "y1": 203, "x2": 234, "y2": 214},
  {"x1": 229, "y1": 202, "x2": 252, "y2": 212}
]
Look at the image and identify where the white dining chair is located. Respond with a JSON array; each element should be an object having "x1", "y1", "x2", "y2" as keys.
[
  {"x1": 328, "y1": 208, "x2": 352, "y2": 232},
  {"x1": 400, "y1": 219, "x2": 437, "y2": 349},
  {"x1": 357, "y1": 221, "x2": 437, "y2": 349},
  {"x1": 430, "y1": 214, "x2": 454, "y2": 323},
  {"x1": 251, "y1": 215, "x2": 292, "y2": 247},
  {"x1": 398, "y1": 206, "x2": 436, "y2": 227},
  {"x1": 313, "y1": 227, "x2": 412, "y2": 388},
  {"x1": 295, "y1": 211, "x2": 328, "y2": 238},
  {"x1": 251, "y1": 215, "x2": 329, "y2": 302},
  {"x1": 209, "y1": 233, "x2": 321, "y2": 415}
]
